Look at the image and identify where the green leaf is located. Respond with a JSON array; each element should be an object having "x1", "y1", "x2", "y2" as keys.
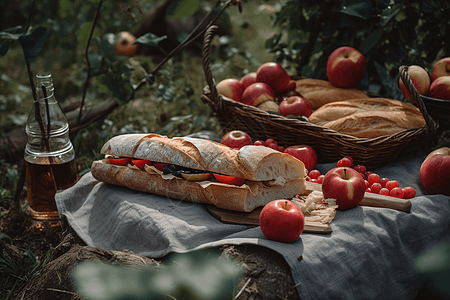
[
  {"x1": 373, "y1": 61, "x2": 404, "y2": 100},
  {"x1": 132, "y1": 33, "x2": 167, "y2": 47},
  {"x1": 18, "y1": 27, "x2": 51, "y2": 62},
  {"x1": 156, "y1": 84, "x2": 174, "y2": 102},
  {"x1": 415, "y1": 242, "x2": 450, "y2": 299},
  {"x1": 79, "y1": 21, "x2": 94, "y2": 50},
  {"x1": 72, "y1": 249, "x2": 242, "y2": 300},
  {"x1": 166, "y1": 0, "x2": 200, "y2": 19},
  {"x1": 98, "y1": 71, "x2": 134, "y2": 105},
  {"x1": 0, "y1": 42, "x2": 10, "y2": 57},
  {"x1": 59, "y1": 0, "x2": 76, "y2": 18},
  {"x1": 380, "y1": 4, "x2": 401, "y2": 26},
  {"x1": 340, "y1": 0, "x2": 373, "y2": 21},
  {"x1": 359, "y1": 28, "x2": 384, "y2": 55},
  {"x1": 0, "y1": 26, "x2": 23, "y2": 40},
  {"x1": 0, "y1": 234, "x2": 11, "y2": 241}
]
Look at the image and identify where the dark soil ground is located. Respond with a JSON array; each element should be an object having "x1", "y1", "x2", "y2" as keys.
[{"x1": 1, "y1": 204, "x2": 300, "y2": 300}]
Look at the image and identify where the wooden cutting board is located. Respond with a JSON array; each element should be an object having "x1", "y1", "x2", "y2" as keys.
[
  {"x1": 305, "y1": 181, "x2": 412, "y2": 213},
  {"x1": 206, "y1": 181, "x2": 412, "y2": 234},
  {"x1": 206, "y1": 205, "x2": 333, "y2": 234}
]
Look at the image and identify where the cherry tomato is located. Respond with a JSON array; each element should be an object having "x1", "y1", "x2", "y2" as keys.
[
  {"x1": 154, "y1": 162, "x2": 169, "y2": 171},
  {"x1": 213, "y1": 174, "x2": 246, "y2": 186},
  {"x1": 107, "y1": 157, "x2": 131, "y2": 166},
  {"x1": 132, "y1": 159, "x2": 152, "y2": 170}
]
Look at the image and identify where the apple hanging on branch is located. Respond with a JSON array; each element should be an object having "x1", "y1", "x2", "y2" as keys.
[{"x1": 326, "y1": 46, "x2": 366, "y2": 88}]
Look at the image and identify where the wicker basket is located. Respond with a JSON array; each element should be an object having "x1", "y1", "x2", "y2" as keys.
[{"x1": 200, "y1": 25, "x2": 438, "y2": 169}]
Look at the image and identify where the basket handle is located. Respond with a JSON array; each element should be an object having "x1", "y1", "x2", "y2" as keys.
[
  {"x1": 202, "y1": 25, "x2": 226, "y2": 112},
  {"x1": 398, "y1": 65, "x2": 437, "y2": 142}
]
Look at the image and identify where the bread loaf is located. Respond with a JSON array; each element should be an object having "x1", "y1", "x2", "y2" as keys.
[
  {"x1": 100, "y1": 133, "x2": 305, "y2": 181},
  {"x1": 295, "y1": 78, "x2": 369, "y2": 110},
  {"x1": 92, "y1": 134, "x2": 307, "y2": 212},
  {"x1": 308, "y1": 98, "x2": 426, "y2": 138}
]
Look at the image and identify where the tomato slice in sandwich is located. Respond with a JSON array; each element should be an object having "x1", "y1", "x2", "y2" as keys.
[
  {"x1": 213, "y1": 174, "x2": 246, "y2": 186},
  {"x1": 107, "y1": 157, "x2": 131, "y2": 166},
  {"x1": 154, "y1": 162, "x2": 169, "y2": 171},
  {"x1": 131, "y1": 159, "x2": 152, "y2": 170}
]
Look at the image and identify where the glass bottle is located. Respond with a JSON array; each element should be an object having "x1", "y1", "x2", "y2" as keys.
[{"x1": 24, "y1": 73, "x2": 79, "y2": 221}]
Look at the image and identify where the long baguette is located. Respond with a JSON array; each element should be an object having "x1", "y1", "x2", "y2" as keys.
[
  {"x1": 100, "y1": 133, "x2": 306, "y2": 181},
  {"x1": 295, "y1": 78, "x2": 370, "y2": 110},
  {"x1": 91, "y1": 134, "x2": 307, "y2": 212}
]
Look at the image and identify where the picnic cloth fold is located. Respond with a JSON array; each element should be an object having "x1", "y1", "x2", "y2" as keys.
[{"x1": 56, "y1": 145, "x2": 450, "y2": 300}]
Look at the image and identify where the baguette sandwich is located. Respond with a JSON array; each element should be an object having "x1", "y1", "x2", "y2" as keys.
[{"x1": 91, "y1": 133, "x2": 307, "y2": 212}]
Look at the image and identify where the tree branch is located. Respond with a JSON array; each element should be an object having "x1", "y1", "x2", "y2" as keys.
[{"x1": 77, "y1": 0, "x2": 104, "y2": 127}]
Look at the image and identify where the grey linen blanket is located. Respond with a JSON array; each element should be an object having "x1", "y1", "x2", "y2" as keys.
[{"x1": 56, "y1": 147, "x2": 450, "y2": 300}]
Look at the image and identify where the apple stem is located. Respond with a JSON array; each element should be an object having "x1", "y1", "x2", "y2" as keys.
[{"x1": 281, "y1": 200, "x2": 290, "y2": 210}]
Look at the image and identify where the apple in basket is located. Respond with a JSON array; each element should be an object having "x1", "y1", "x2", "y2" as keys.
[
  {"x1": 420, "y1": 147, "x2": 450, "y2": 196},
  {"x1": 256, "y1": 62, "x2": 292, "y2": 94},
  {"x1": 240, "y1": 72, "x2": 258, "y2": 89},
  {"x1": 259, "y1": 199, "x2": 305, "y2": 243},
  {"x1": 399, "y1": 65, "x2": 431, "y2": 104},
  {"x1": 428, "y1": 76, "x2": 450, "y2": 100},
  {"x1": 431, "y1": 57, "x2": 450, "y2": 81},
  {"x1": 322, "y1": 167, "x2": 366, "y2": 210},
  {"x1": 278, "y1": 96, "x2": 312, "y2": 118},
  {"x1": 220, "y1": 130, "x2": 253, "y2": 149},
  {"x1": 241, "y1": 82, "x2": 276, "y2": 106},
  {"x1": 284, "y1": 145, "x2": 317, "y2": 173},
  {"x1": 216, "y1": 78, "x2": 245, "y2": 102},
  {"x1": 326, "y1": 46, "x2": 366, "y2": 88}
]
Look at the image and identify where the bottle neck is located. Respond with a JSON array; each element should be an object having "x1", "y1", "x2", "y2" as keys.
[{"x1": 25, "y1": 73, "x2": 74, "y2": 163}]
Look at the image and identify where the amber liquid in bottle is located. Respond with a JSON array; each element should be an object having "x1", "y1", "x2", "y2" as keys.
[{"x1": 25, "y1": 157, "x2": 78, "y2": 220}]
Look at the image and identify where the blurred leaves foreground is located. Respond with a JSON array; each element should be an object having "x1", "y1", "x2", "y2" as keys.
[{"x1": 72, "y1": 249, "x2": 244, "y2": 300}]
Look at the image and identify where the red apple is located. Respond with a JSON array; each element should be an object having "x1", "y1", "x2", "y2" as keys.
[
  {"x1": 420, "y1": 147, "x2": 450, "y2": 196},
  {"x1": 326, "y1": 46, "x2": 366, "y2": 88},
  {"x1": 431, "y1": 57, "x2": 450, "y2": 81},
  {"x1": 259, "y1": 199, "x2": 305, "y2": 243},
  {"x1": 399, "y1": 65, "x2": 430, "y2": 104},
  {"x1": 256, "y1": 62, "x2": 291, "y2": 94},
  {"x1": 284, "y1": 145, "x2": 317, "y2": 172},
  {"x1": 220, "y1": 130, "x2": 253, "y2": 149},
  {"x1": 216, "y1": 78, "x2": 245, "y2": 102},
  {"x1": 240, "y1": 72, "x2": 257, "y2": 89},
  {"x1": 280, "y1": 80, "x2": 297, "y2": 94},
  {"x1": 241, "y1": 82, "x2": 276, "y2": 106},
  {"x1": 322, "y1": 167, "x2": 366, "y2": 210},
  {"x1": 278, "y1": 96, "x2": 312, "y2": 118},
  {"x1": 428, "y1": 76, "x2": 450, "y2": 100},
  {"x1": 278, "y1": 89, "x2": 301, "y2": 101}
]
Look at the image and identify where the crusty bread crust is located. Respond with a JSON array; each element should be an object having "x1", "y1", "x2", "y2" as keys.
[
  {"x1": 309, "y1": 98, "x2": 426, "y2": 138},
  {"x1": 295, "y1": 78, "x2": 369, "y2": 110},
  {"x1": 100, "y1": 134, "x2": 306, "y2": 181},
  {"x1": 91, "y1": 160, "x2": 306, "y2": 212}
]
